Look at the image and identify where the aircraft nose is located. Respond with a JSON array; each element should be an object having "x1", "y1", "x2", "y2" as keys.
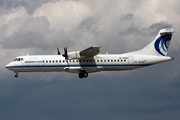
[{"x1": 6, "y1": 63, "x2": 11, "y2": 69}]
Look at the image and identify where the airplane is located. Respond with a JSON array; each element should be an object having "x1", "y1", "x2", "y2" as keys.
[{"x1": 6, "y1": 28, "x2": 175, "y2": 79}]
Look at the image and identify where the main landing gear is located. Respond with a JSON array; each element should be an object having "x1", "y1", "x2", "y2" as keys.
[
  {"x1": 78, "y1": 70, "x2": 88, "y2": 79},
  {"x1": 14, "y1": 72, "x2": 19, "y2": 78}
]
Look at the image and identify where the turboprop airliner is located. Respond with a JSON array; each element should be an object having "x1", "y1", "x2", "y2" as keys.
[{"x1": 6, "y1": 28, "x2": 174, "y2": 78}]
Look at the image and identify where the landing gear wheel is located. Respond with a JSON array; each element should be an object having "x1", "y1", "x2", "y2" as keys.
[
  {"x1": 14, "y1": 72, "x2": 19, "y2": 78},
  {"x1": 78, "y1": 70, "x2": 88, "y2": 79},
  {"x1": 15, "y1": 74, "x2": 18, "y2": 78},
  {"x1": 83, "y1": 72, "x2": 88, "y2": 78},
  {"x1": 78, "y1": 73, "x2": 84, "y2": 79}
]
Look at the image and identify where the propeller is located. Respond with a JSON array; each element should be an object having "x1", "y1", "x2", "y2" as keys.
[
  {"x1": 62, "y1": 47, "x2": 68, "y2": 59},
  {"x1": 57, "y1": 47, "x2": 60, "y2": 55},
  {"x1": 62, "y1": 47, "x2": 69, "y2": 68}
]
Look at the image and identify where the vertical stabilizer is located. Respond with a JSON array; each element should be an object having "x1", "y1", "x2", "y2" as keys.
[{"x1": 131, "y1": 28, "x2": 174, "y2": 56}]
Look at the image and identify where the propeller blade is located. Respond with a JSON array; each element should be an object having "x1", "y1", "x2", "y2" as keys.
[
  {"x1": 62, "y1": 47, "x2": 69, "y2": 68},
  {"x1": 57, "y1": 47, "x2": 60, "y2": 55},
  {"x1": 62, "y1": 47, "x2": 68, "y2": 59},
  {"x1": 65, "y1": 47, "x2": 67, "y2": 54}
]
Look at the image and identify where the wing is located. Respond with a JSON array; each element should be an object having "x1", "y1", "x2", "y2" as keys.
[{"x1": 80, "y1": 46, "x2": 101, "y2": 58}]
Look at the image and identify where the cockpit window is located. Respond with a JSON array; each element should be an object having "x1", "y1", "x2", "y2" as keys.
[
  {"x1": 14, "y1": 58, "x2": 23, "y2": 61},
  {"x1": 14, "y1": 58, "x2": 20, "y2": 61}
]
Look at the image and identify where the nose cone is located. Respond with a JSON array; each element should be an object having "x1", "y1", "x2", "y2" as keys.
[
  {"x1": 6, "y1": 63, "x2": 11, "y2": 70},
  {"x1": 6, "y1": 62, "x2": 16, "y2": 71}
]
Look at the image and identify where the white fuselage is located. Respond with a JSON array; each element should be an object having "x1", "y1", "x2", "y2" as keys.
[{"x1": 6, "y1": 53, "x2": 173, "y2": 74}]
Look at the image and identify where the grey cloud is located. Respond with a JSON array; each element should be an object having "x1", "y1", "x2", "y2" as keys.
[
  {"x1": 120, "y1": 14, "x2": 134, "y2": 21},
  {"x1": 1, "y1": 16, "x2": 74, "y2": 54},
  {"x1": 1, "y1": 70, "x2": 180, "y2": 120},
  {"x1": 144, "y1": 21, "x2": 174, "y2": 36},
  {"x1": 119, "y1": 25, "x2": 141, "y2": 35},
  {"x1": 2, "y1": 31, "x2": 46, "y2": 49},
  {"x1": 80, "y1": 17, "x2": 102, "y2": 35},
  {"x1": 119, "y1": 21, "x2": 173, "y2": 36},
  {"x1": 148, "y1": 22, "x2": 173, "y2": 30},
  {"x1": 1, "y1": 30, "x2": 74, "y2": 54},
  {"x1": 0, "y1": 0, "x2": 59, "y2": 14}
]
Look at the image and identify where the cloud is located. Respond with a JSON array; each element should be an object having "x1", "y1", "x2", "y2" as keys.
[
  {"x1": 1, "y1": 16, "x2": 73, "y2": 51},
  {"x1": 120, "y1": 14, "x2": 134, "y2": 21},
  {"x1": 32, "y1": 0, "x2": 92, "y2": 32},
  {"x1": 145, "y1": 21, "x2": 174, "y2": 36},
  {"x1": 1, "y1": 72, "x2": 180, "y2": 120},
  {"x1": 0, "y1": 6, "x2": 29, "y2": 38},
  {"x1": 0, "y1": 0, "x2": 59, "y2": 14}
]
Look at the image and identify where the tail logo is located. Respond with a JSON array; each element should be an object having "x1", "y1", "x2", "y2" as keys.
[{"x1": 154, "y1": 34, "x2": 172, "y2": 56}]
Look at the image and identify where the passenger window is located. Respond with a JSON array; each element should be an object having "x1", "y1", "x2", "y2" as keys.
[
  {"x1": 69, "y1": 60, "x2": 71, "y2": 62},
  {"x1": 46, "y1": 60, "x2": 48, "y2": 63},
  {"x1": 49, "y1": 60, "x2": 51, "y2": 63},
  {"x1": 124, "y1": 60, "x2": 126, "y2": 62},
  {"x1": 21, "y1": 58, "x2": 23, "y2": 61},
  {"x1": 121, "y1": 60, "x2": 123, "y2": 62},
  {"x1": 101, "y1": 60, "x2": 103, "y2": 62},
  {"x1": 97, "y1": 60, "x2": 99, "y2": 62},
  {"x1": 83, "y1": 60, "x2": 85, "y2": 62},
  {"x1": 53, "y1": 60, "x2": 54, "y2": 63},
  {"x1": 111, "y1": 60, "x2": 113, "y2": 62},
  {"x1": 79, "y1": 60, "x2": 81, "y2": 62},
  {"x1": 117, "y1": 60, "x2": 119, "y2": 62},
  {"x1": 59, "y1": 60, "x2": 61, "y2": 62},
  {"x1": 114, "y1": 60, "x2": 116, "y2": 62},
  {"x1": 76, "y1": 60, "x2": 78, "y2": 62},
  {"x1": 90, "y1": 60, "x2": 92, "y2": 62},
  {"x1": 43, "y1": 61, "x2": 44, "y2": 63},
  {"x1": 87, "y1": 60, "x2": 88, "y2": 62},
  {"x1": 108, "y1": 60, "x2": 109, "y2": 62},
  {"x1": 56, "y1": 60, "x2": 58, "y2": 63},
  {"x1": 63, "y1": 60, "x2": 65, "y2": 63}
]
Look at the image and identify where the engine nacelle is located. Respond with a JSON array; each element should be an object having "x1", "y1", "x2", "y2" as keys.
[{"x1": 67, "y1": 51, "x2": 81, "y2": 59}]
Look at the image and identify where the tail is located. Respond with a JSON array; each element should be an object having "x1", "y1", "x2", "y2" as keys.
[{"x1": 131, "y1": 28, "x2": 174, "y2": 56}]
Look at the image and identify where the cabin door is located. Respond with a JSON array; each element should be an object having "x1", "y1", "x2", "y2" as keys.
[{"x1": 128, "y1": 56, "x2": 134, "y2": 67}]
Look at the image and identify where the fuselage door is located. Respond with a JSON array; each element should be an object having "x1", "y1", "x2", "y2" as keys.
[{"x1": 128, "y1": 55, "x2": 134, "y2": 67}]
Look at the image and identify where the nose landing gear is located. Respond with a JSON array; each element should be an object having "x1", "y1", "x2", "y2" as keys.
[
  {"x1": 14, "y1": 72, "x2": 19, "y2": 78},
  {"x1": 78, "y1": 70, "x2": 88, "y2": 79}
]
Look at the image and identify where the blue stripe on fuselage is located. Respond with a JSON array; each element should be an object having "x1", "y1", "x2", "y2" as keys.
[{"x1": 6, "y1": 64, "x2": 153, "y2": 68}]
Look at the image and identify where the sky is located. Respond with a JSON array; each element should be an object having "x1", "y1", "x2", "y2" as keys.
[{"x1": 1, "y1": 0, "x2": 180, "y2": 120}]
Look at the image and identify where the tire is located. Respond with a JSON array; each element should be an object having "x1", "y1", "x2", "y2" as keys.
[
  {"x1": 83, "y1": 72, "x2": 88, "y2": 78},
  {"x1": 15, "y1": 74, "x2": 18, "y2": 78},
  {"x1": 78, "y1": 73, "x2": 84, "y2": 79}
]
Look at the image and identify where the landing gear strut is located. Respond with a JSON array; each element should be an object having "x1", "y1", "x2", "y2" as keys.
[
  {"x1": 78, "y1": 70, "x2": 88, "y2": 79},
  {"x1": 14, "y1": 72, "x2": 19, "y2": 78}
]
